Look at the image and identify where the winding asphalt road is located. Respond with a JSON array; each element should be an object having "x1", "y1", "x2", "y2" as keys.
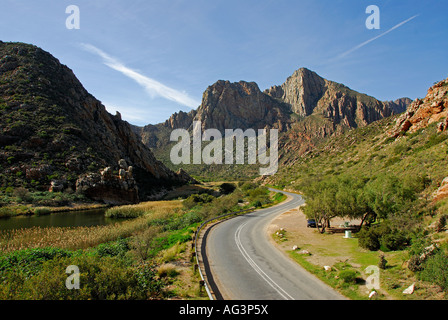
[{"x1": 202, "y1": 189, "x2": 346, "y2": 300}]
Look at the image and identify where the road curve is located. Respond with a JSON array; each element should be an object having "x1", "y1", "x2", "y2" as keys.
[{"x1": 202, "y1": 189, "x2": 346, "y2": 300}]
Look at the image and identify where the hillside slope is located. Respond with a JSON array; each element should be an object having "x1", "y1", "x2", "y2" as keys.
[
  {"x1": 266, "y1": 76, "x2": 448, "y2": 203},
  {"x1": 0, "y1": 41, "x2": 189, "y2": 204}
]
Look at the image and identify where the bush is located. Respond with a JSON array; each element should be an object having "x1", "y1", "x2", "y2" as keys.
[
  {"x1": 240, "y1": 182, "x2": 258, "y2": 193},
  {"x1": 435, "y1": 215, "x2": 447, "y2": 233},
  {"x1": 105, "y1": 205, "x2": 145, "y2": 219},
  {"x1": 338, "y1": 270, "x2": 358, "y2": 284},
  {"x1": 0, "y1": 255, "x2": 164, "y2": 300},
  {"x1": 13, "y1": 187, "x2": 32, "y2": 203},
  {"x1": 381, "y1": 231, "x2": 409, "y2": 251},
  {"x1": 182, "y1": 193, "x2": 215, "y2": 210},
  {"x1": 358, "y1": 223, "x2": 410, "y2": 252},
  {"x1": 358, "y1": 227, "x2": 381, "y2": 251},
  {"x1": 419, "y1": 250, "x2": 448, "y2": 291},
  {"x1": 94, "y1": 238, "x2": 130, "y2": 258},
  {"x1": 0, "y1": 248, "x2": 75, "y2": 277},
  {"x1": 33, "y1": 207, "x2": 51, "y2": 216},
  {"x1": 219, "y1": 183, "x2": 236, "y2": 195},
  {"x1": 407, "y1": 255, "x2": 423, "y2": 272}
]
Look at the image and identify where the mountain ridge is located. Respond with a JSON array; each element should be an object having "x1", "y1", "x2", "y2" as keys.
[
  {"x1": 0, "y1": 41, "x2": 190, "y2": 204},
  {"x1": 133, "y1": 67, "x2": 411, "y2": 178}
]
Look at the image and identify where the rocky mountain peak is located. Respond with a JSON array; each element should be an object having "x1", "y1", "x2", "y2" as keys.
[
  {"x1": 265, "y1": 68, "x2": 326, "y2": 116},
  {"x1": 192, "y1": 79, "x2": 291, "y2": 133}
]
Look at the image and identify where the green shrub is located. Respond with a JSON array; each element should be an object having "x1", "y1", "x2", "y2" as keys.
[
  {"x1": 338, "y1": 270, "x2": 358, "y2": 284},
  {"x1": 13, "y1": 187, "x2": 32, "y2": 203},
  {"x1": 33, "y1": 207, "x2": 51, "y2": 216},
  {"x1": 105, "y1": 206, "x2": 145, "y2": 219},
  {"x1": 381, "y1": 231, "x2": 409, "y2": 251},
  {"x1": 0, "y1": 255, "x2": 164, "y2": 300},
  {"x1": 94, "y1": 238, "x2": 130, "y2": 258},
  {"x1": 182, "y1": 193, "x2": 215, "y2": 210},
  {"x1": 219, "y1": 183, "x2": 236, "y2": 195},
  {"x1": 358, "y1": 227, "x2": 381, "y2": 251},
  {"x1": 419, "y1": 250, "x2": 448, "y2": 291}
]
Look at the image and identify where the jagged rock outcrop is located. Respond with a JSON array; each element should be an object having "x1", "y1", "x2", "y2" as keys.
[
  {"x1": 194, "y1": 80, "x2": 291, "y2": 132},
  {"x1": 0, "y1": 42, "x2": 190, "y2": 203},
  {"x1": 75, "y1": 159, "x2": 139, "y2": 205},
  {"x1": 433, "y1": 177, "x2": 448, "y2": 203},
  {"x1": 390, "y1": 77, "x2": 448, "y2": 137},
  {"x1": 133, "y1": 68, "x2": 411, "y2": 178},
  {"x1": 265, "y1": 68, "x2": 406, "y2": 127},
  {"x1": 383, "y1": 98, "x2": 413, "y2": 115},
  {"x1": 265, "y1": 68, "x2": 327, "y2": 116}
]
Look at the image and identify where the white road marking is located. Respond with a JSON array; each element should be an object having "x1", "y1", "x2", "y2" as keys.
[{"x1": 234, "y1": 219, "x2": 295, "y2": 300}]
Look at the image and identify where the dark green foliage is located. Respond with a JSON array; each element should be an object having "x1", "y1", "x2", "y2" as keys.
[
  {"x1": 182, "y1": 193, "x2": 215, "y2": 210},
  {"x1": 338, "y1": 270, "x2": 359, "y2": 284},
  {"x1": 358, "y1": 223, "x2": 410, "y2": 252},
  {"x1": 358, "y1": 227, "x2": 381, "y2": 251},
  {"x1": 219, "y1": 183, "x2": 236, "y2": 195},
  {"x1": 378, "y1": 255, "x2": 387, "y2": 270},
  {"x1": 0, "y1": 248, "x2": 75, "y2": 278},
  {"x1": 94, "y1": 238, "x2": 130, "y2": 258},
  {"x1": 419, "y1": 250, "x2": 448, "y2": 291}
]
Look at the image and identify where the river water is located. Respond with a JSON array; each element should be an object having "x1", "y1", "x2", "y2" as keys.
[{"x1": 0, "y1": 208, "x2": 113, "y2": 231}]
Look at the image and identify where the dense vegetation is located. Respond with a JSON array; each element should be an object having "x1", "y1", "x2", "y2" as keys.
[
  {"x1": 269, "y1": 114, "x2": 448, "y2": 294},
  {"x1": 0, "y1": 181, "x2": 282, "y2": 299}
]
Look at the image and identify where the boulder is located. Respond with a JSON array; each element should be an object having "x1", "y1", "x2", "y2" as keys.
[
  {"x1": 433, "y1": 177, "x2": 448, "y2": 202},
  {"x1": 403, "y1": 283, "x2": 415, "y2": 295},
  {"x1": 49, "y1": 180, "x2": 65, "y2": 193}
]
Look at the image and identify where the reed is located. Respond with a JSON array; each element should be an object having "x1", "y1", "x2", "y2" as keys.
[{"x1": 0, "y1": 200, "x2": 184, "y2": 253}]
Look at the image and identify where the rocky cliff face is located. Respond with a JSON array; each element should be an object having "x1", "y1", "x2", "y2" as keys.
[
  {"x1": 133, "y1": 68, "x2": 411, "y2": 178},
  {"x1": 265, "y1": 68, "x2": 405, "y2": 128},
  {"x1": 194, "y1": 80, "x2": 292, "y2": 132},
  {"x1": 0, "y1": 41, "x2": 190, "y2": 204},
  {"x1": 265, "y1": 68, "x2": 327, "y2": 116},
  {"x1": 391, "y1": 77, "x2": 448, "y2": 137}
]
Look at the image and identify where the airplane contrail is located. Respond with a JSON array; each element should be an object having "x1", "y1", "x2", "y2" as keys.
[{"x1": 338, "y1": 14, "x2": 419, "y2": 59}]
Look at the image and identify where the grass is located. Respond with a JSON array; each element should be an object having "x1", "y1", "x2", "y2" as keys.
[
  {"x1": 0, "y1": 201, "x2": 185, "y2": 253},
  {"x1": 0, "y1": 182, "x2": 283, "y2": 300},
  {"x1": 275, "y1": 224, "x2": 444, "y2": 300}
]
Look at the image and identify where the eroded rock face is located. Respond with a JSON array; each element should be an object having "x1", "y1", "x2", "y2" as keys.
[
  {"x1": 133, "y1": 67, "x2": 412, "y2": 179},
  {"x1": 75, "y1": 160, "x2": 139, "y2": 205},
  {"x1": 265, "y1": 68, "x2": 326, "y2": 116},
  {"x1": 265, "y1": 68, "x2": 402, "y2": 127},
  {"x1": 390, "y1": 78, "x2": 448, "y2": 137},
  {"x1": 194, "y1": 80, "x2": 291, "y2": 132},
  {"x1": 433, "y1": 177, "x2": 448, "y2": 203}
]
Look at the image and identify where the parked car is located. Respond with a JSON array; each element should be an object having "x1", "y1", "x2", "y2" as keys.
[{"x1": 307, "y1": 219, "x2": 317, "y2": 228}]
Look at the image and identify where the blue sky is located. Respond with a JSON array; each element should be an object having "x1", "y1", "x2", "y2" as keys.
[{"x1": 1, "y1": 0, "x2": 447, "y2": 125}]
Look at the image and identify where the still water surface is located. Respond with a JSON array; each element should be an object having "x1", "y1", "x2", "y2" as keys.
[{"x1": 0, "y1": 208, "x2": 113, "y2": 231}]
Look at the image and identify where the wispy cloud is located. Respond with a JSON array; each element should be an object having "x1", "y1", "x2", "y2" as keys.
[
  {"x1": 337, "y1": 15, "x2": 419, "y2": 59},
  {"x1": 81, "y1": 43, "x2": 200, "y2": 109}
]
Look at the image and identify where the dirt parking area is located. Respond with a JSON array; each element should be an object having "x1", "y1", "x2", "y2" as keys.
[{"x1": 268, "y1": 206, "x2": 364, "y2": 268}]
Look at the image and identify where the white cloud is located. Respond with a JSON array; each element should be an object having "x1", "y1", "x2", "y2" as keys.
[
  {"x1": 337, "y1": 15, "x2": 419, "y2": 59},
  {"x1": 81, "y1": 43, "x2": 200, "y2": 109}
]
